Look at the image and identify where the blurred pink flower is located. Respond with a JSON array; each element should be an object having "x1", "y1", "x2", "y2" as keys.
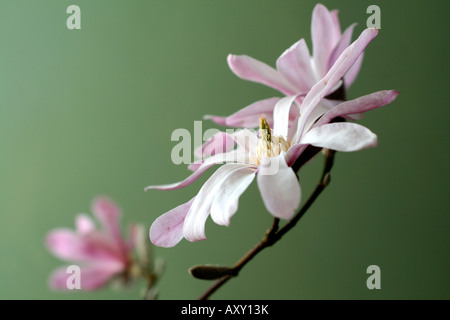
[
  {"x1": 206, "y1": 4, "x2": 370, "y2": 128},
  {"x1": 45, "y1": 197, "x2": 135, "y2": 290}
]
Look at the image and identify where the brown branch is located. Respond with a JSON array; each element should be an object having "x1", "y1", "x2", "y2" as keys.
[{"x1": 198, "y1": 150, "x2": 336, "y2": 300}]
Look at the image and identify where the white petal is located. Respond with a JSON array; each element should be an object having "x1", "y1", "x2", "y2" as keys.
[
  {"x1": 183, "y1": 164, "x2": 256, "y2": 242},
  {"x1": 300, "y1": 122, "x2": 378, "y2": 152},
  {"x1": 257, "y1": 154, "x2": 301, "y2": 219},
  {"x1": 210, "y1": 167, "x2": 256, "y2": 226},
  {"x1": 272, "y1": 95, "x2": 301, "y2": 139}
]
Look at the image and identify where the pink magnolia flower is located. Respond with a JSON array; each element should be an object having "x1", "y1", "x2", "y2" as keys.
[
  {"x1": 45, "y1": 197, "x2": 135, "y2": 290},
  {"x1": 206, "y1": 3, "x2": 369, "y2": 128},
  {"x1": 147, "y1": 29, "x2": 399, "y2": 247}
]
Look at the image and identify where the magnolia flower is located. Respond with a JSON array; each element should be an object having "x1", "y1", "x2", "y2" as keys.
[
  {"x1": 206, "y1": 3, "x2": 368, "y2": 128},
  {"x1": 45, "y1": 197, "x2": 136, "y2": 290},
  {"x1": 147, "y1": 28, "x2": 399, "y2": 247}
]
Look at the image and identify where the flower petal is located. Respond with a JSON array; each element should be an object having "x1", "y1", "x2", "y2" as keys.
[
  {"x1": 48, "y1": 264, "x2": 122, "y2": 291},
  {"x1": 272, "y1": 95, "x2": 301, "y2": 139},
  {"x1": 210, "y1": 166, "x2": 256, "y2": 226},
  {"x1": 294, "y1": 28, "x2": 378, "y2": 143},
  {"x1": 205, "y1": 97, "x2": 282, "y2": 128},
  {"x1": 145, "y1": 152, "x2": 236, "y2": 191},
  {"x1": 300, "y1": 122, "x2": 378, "y2": 152},
  {"x1": 92, "y1": 197, "x2": 127, "y2": 256},
  {"x1": 227, "y1": 54, "x2": 297, "y2": 95},
  {"x1": 45, "y1": 229, "x2": 121, "y2": 263},
  {"x1": 329, "y1": 9, "x2": 342, "y2": 35},
  {"x1": 257, "y1": 154, "x2": 301, "y2": 220},
  {"x1": 311, "y1": 4, "x2": 342, "y2": 78},
  {"x1": 344, "y1": 53, "x2": 364, "y2": 89},
  {"x1": 149, "y1": 197, "x2": 195, "y2": 248},
  {"x1": 75, "y1": 214, "x2": 95, "y2": 235},
  {"x1": 276, "y1": 39, "x2": 316, "y2": 92},
  {"x1": 146, "y1": 130, "x2": 258, "y2": 191},
  {"x1": 328, "y1": 23, "x2": 356, "y2": 71},
  {"x1": 315, "y1": 90, "x2": 400, "y2": 128},
  {"x1": 193, "y1": 131, "x2": 236, "y2": 160},
  {"x1": 183, "y1": 164, "x2": 255, "y2": 242}
]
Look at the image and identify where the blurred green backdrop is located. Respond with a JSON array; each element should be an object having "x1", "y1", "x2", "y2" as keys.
[{"x1": 0, "y1": 0, "x2": 448, "y2": 299}]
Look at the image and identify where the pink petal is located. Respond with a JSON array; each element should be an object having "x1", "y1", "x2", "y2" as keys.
[
  {"x1": 300, "y1": 122, "x2": 378, "y2": 152},
  {"x1": 145, "y1": 159, "x2": 218, "y2": 191},
  {"x1": 205, "y1": 97, "x2": 282, "y2": 128},
  {"x1": 329, "y1": 9, "x2": 342, "y2": 35},
  {"x1": 276, "y1": 39, "x2": 316, "y2": 92},
  {"x1": 194, "y1": 131, "x2": 236, "y2": 159},
  {"x1": 294, "y1": 28, "x2": 378, "y2": 143},
  {"x1": 315, "y1": 90, "x2": 400, "y2": 128},
  {"x1": 45, "y1": 229, "x2": 122, "y2": 263},
  {"x1": 227, "y1": 54, "x2": 297, "y2": 95},
  {"x1": 49, "y1": 264, "x2": 122, "y2": 291},
  {"x1": 328, "y1": 23, "x2": 356, "y2": 71},
  {"x1": 257, "y1": 154, "x2": 301, "y2": 219},
  {"x1": 187, "y1": 161, "x2": 202, "y2": 172},
  {"x1": 344, "y1": 53, "x2": 364, "y2": 89},
  {"x1": 210, "y1": 166, "x2": 256, "y2": 226},
  {"x1": 145, "y1": 147, "x2": 246, "y2": 191},
  {"x1": 92, "y1": 197, "x2": 127, "y2": 256},
  {"x1": 75, "y1": 214, "x2": 95, "y2": 235},
  {"x1": 300, "y1": 99, "x2": 339, "y2": 134},
  {"x1": 149, "y1": 197, "x2": 195, "y2": 248},
  {"x1": 285, "y1": 143, "x2": 307, "y2": 167},
  {"x1": 311, "y1": 4, "x2": 342, "y2": 78},
  {"x1": 183, "y1": 164, "x2": 256, "y2": 242}
]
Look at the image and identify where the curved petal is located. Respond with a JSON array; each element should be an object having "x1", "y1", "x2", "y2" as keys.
[
  {"x1": 205, "y1": 97, "x2": 282, "y2": 128},
  {"x1": 276, "y1": 39, "x2": 316, "y2": 92},
  {"x1": 315, "y1": 90, "x2": 400, "y2": 128},
  {"x1": 145, "y1": 151, "x2": 235, "y2": 191},
  {"x1": 183, "y1": 164, "x2": 256, "y2": 242},
  {"x1": 210, "y1": 166, "x2": 256, "y2": 226},
  {"x1": 257, "y1": 154, "x2": 301, "y2": 219},
  {"x1": 92, "y1": 197, "x2": 127, "y2": 256},
  {"x1": 272, "y1": 95, "x2": 301, "y2": 139},
  {"x1": 311, "y1": 4, "x2": 342, "y2": 78},
  {"x1": 294, "y1": 28, "x2": 378, "y2": 143},
  {"x1": 149, "y1": 197, "x2": 195, "y2": 248},
  {"x1": 344, "y1": 53, "x2": 364, "y2": 89},
  {"x1": 329, "y1": 9, "x2": 342, "y2": 35},
  {"x1": 328, "y1": 23, "x2": 356, "y2": 70},
  {"x1": 300, "y1": 122, "x2": 378, "y2": 152},
  {"x1": 227, "y1": 54, "x2": 297, "y2": 95}
]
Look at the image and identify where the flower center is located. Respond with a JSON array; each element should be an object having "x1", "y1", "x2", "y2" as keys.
[{"x1": 252, "y1": 116, "x2": 290, "y2": 165}]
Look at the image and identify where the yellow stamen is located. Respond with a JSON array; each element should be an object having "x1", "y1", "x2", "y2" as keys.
[{"x1": 250, "y1": 115, "x2": 290, "y2": 165}]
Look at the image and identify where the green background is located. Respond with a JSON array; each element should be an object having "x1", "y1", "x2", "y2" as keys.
[{"x1": 0, "y1": 0, "x2": 448, "y2": 299}]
